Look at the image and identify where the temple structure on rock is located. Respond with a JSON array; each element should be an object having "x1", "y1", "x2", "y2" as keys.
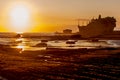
[{"x1": 78, "y1": 15, "x2": 116, "y2": 38}]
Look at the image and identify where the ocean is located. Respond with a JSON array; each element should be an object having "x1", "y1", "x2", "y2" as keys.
[{"x1": 0, "y1": 37, "x2": 120, "y2": 52}]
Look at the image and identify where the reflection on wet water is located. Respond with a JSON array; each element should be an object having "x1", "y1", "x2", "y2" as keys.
[
  {"x1": 16, "y1": 45, "x2": 24, "y2": 49},
  {"x1": 16, "y1": 45, "x2": 25, "y2": 53},
  {"x1": 0, "y1": 38, "x2": 120, "y2": 52}
]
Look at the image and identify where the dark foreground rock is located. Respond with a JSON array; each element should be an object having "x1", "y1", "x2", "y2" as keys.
[{"x1": 0, "y1": 49, "x2": 119, "y2": 80}]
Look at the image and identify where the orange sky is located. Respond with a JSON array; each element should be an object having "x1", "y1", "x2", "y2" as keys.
[{"x1": 0, "y1": 0, "x2": 120, "y2": 32}]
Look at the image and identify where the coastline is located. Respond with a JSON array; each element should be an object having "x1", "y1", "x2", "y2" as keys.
[{"x1": 0, "y1": 31, "x2": 120, "y2": 40}]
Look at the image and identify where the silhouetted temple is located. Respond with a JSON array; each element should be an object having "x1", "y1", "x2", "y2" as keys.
[{"x1": 78, "y1": 15, "x2": 116, "y2": 38}]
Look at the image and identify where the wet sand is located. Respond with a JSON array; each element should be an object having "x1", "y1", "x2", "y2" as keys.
[{"x1": 0, "y1": 48, "x2": 120, "y2": 80}]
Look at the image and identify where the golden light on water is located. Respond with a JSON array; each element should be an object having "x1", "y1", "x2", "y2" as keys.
[
  {"x1": 17, "y1": 45, "x2": 24, "y2": 49},
  {"x1": 16, "y1": 45, "x2": 25, "y2": 53}
]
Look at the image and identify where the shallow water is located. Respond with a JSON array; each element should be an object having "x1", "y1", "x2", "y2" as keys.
[{"x1": 0, "y1": 38, "x2": 120, "y2": 51}]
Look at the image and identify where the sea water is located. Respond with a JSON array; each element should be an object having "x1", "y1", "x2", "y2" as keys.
[{"x1": 0, "y1": 37, "x2": 120, "y2": 51}]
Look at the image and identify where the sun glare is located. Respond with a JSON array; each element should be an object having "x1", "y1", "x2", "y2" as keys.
[{"x1": 10, "y1": 4, "x2": 31, "y2": 32}]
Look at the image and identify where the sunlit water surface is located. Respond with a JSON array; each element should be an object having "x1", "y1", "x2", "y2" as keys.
[{"x1": 0, "y1": 38, "x2": 120, "y2": 51}]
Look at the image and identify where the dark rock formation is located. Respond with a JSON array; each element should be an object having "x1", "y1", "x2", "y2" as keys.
[{"x1": 78, "y1": 15, "x2": 116, "y2": 38}]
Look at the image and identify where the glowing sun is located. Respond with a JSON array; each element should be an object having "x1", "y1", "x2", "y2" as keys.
[{"x1": 10, "y1": 4, "x2": 31, "y2": 32}]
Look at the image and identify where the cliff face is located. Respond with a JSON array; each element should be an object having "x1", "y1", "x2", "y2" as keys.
[{"x1": 78, "y1": 16, "x2": 116, "y2": 38}]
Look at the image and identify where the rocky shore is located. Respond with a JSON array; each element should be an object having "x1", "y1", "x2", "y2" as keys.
[{"x1": 0, "y1": 48, "x2": 119, "y2": 80}]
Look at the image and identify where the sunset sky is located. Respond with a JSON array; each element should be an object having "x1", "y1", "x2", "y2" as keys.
[{"x1": 0, "y1": 0, "x2": 120, "y2": 32}]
